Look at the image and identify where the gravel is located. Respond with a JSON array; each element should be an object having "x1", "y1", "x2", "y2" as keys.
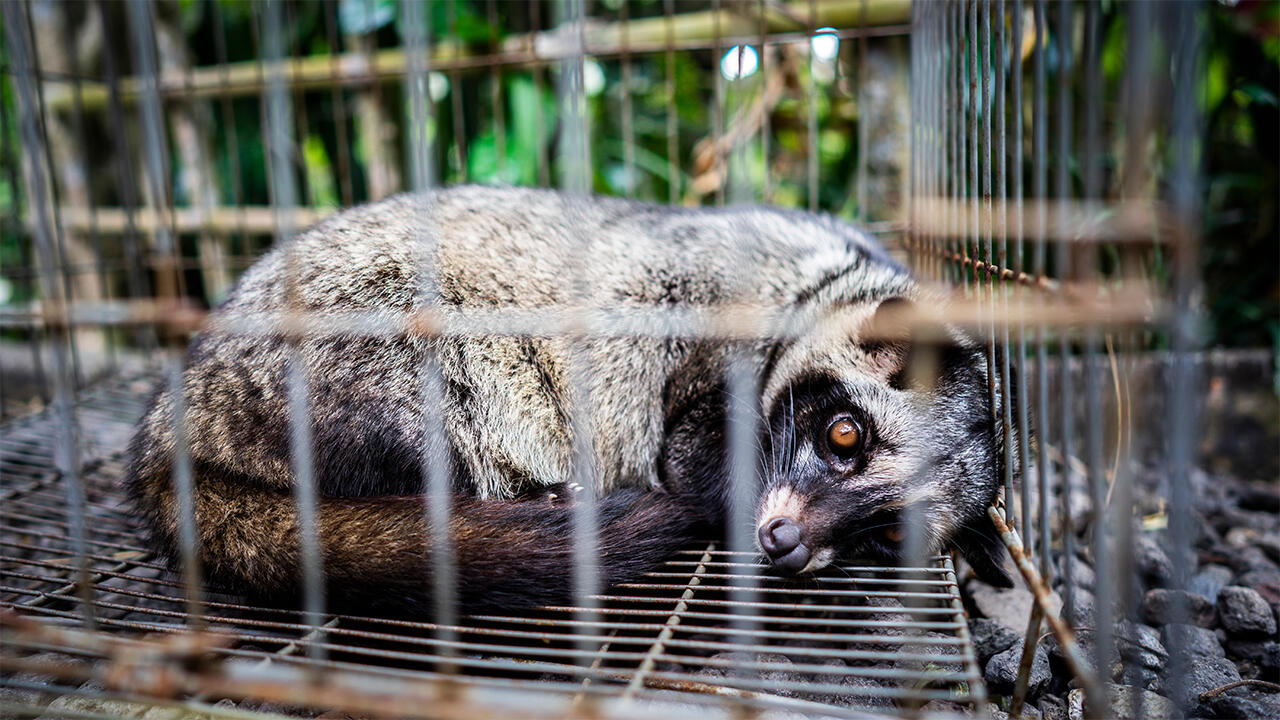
[
  {"x1": 1162, "y1": 654, "x2": 1242, "y2": 712},
  {"x1": 1186, "y1": 564, "x2": 1234, "y2": 603},
  {"x1": 970, "y1": 442, "x2": 1279, "y2": 720},
  {"x1": 1160, "y1": 623, "x2": 1226, "y2": 659},
  {"x1": 1116, "y1": 622, "x2": 1168, "y2": 673},
  {"x1": 969, "y1": 576, "x2": 1063, "y2": 637},
  {"x1": 1204, "y1": 687, "x2": 1280, "y2": 719},
  {"x1": 1140, "y1": 589, "x2": 1218, "y2": 628},
  {"x1": 1067, "y1": 684, "x2": 1180, "y2": 720},
  {"x1": 1056, "y1": 555, "x2": 1096, "y2": 593},
  {"x1": 1223, "y1": 638, "x2": 1280, "y2": 672},
  {"x1": 985, "y1": 644, "x2": 1051, "y2": 697},
  {"x1": 989, "y1": 702, "x2": 1043, "y2": 720},
  {"x1": 1134, "y1": 535, "x2": 1174, "y2": 588},
  {"x1": 1060, "y1": 588, "x2": 1096, "y2": 628},
  {"x1": 1216, "y1": 585, "x2": 1279, "y2": 636},
  {"x1": 970, "y1": 618, "x2": 1021, "y2": 664}
]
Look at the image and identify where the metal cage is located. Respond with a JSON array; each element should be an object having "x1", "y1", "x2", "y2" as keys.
[{"x1": 0, "y1": 1, "x2": 1235, "y2": 719}]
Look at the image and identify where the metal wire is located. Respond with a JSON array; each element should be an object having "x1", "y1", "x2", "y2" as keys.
[
  {"x1": 908, "y1": 3, "x2": 1207, "y2": 718},
  {"x1": 2, "y1": 1, "x2": 1209, "y2": 718},
  {"x1": 1, "y1": 377, "x2": 982, "y2": 717}
]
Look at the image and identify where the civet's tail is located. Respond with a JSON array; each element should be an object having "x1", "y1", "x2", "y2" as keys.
[{"x1": 126, "y1": 416, "x2": 704, "y2": 615}]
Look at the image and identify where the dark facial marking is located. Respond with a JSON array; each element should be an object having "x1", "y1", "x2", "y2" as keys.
[{"x1": 764, "y1": 374, "x2": 877, "y2": 484}]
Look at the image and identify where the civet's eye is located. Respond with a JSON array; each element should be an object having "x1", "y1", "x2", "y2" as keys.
[{"x1": 825, "y1": 417, "x2": 863, "y2": 459}]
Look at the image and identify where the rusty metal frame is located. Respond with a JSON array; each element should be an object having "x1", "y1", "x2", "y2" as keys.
[{"x1": 2, "y1": 1, "x2": 1208, "y2": 719}]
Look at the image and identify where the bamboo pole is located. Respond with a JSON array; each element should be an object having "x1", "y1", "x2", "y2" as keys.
[
  {"x1": 347, "y1": 30, "x2": 400, "y2": 200},
  {"x1": 155, "y1": 11, "x2": 231, "y2": 303},
  {"x1": 41, "y1": 0, "x2": 911, "y2": 111},
  {"x1": 56, "y1": 206, "x2": 333, "y2": 236},
  {"x1": 22, "y1": 2, "x2": 103, "y2": 382}
]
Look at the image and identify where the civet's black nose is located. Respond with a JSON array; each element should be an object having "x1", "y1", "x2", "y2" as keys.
[{"x1": 758, "y1": 516, "x2": 811, "y2": 574}]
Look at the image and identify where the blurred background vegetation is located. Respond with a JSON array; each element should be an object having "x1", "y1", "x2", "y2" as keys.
[{"x1": 0, "y1": 0, "x2": 1276, "y2": 353}]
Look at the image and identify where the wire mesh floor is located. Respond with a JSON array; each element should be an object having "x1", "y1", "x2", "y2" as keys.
[{"x1": 1, "y1": 374, "x2": 986, "y2": 719}]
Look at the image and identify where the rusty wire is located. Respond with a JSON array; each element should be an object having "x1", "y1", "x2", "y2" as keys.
[{"x1": 3, "y1": 1, "x2": 1207, "y2": 719}]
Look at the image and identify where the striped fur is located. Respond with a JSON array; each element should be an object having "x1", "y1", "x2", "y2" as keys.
[{"x1": 125, "y1": 186, "x2": 1011, "y2": 615}]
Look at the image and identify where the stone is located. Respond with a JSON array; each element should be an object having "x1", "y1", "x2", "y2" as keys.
[
  {"x1": 1117, "y1": 621, "x2": 1168, "y2": 672},
  {"x1": 1257, "y1": 532, "x2": 1280, "y2": 563},
  {"x1": 694, "y1": 650, "x2": 754, "y2": 679},
  {"x1": 985, "y1": 643, "x2": 1050, "y2": 697},
  {"x1": 1162, "y1": 654, "x2": 1241, "y2": 710},
  {"x1": 1135, "y1": 534, "x2": 1175, "y2": 587},
  {"x1": 1252, "y1": 578, "x2": 1280, "y2": 621},
  {"x1": 1220, "y1": 506, "x2": 1280, "y2": 533},
  {"x1": 1237, "y1": 567, "x2": 1280, "y2": 590},
  {"x1": 1141, "y1": 589, "x2": 1216, "y2": 627},
  {"x1": 806, "y1": 657, "x2": 848, "y2": 683},
  {"x1": 832, "y1": 675, "x2": 895, "y2": 711},
  {"x1": 1061, "y1": 476, "x2": 1095, "y2": 532},
  {"x1": 1061, "y1": 588, "x2": 1097, "y2": 628},
  {"x1": 697, "y1": 652, "x2": 801, "y2": 697},
  {"x1": 1225, "y1": 526, "x2": 1256, "y2": 549},
  {"x1": 1056, "y1": 555, "x2": 1097, "y2": 593},
  {"x1": 1224, "y1": 638, "x2": 1280, "y2": 670},
  {"x1": 989, "y1": 702, "x2": 1042, "y2": 720},
  {"x1": 1206, "y1": 689, "x2": 1280, "y2": 720},
  {"x1": 970, "y1": 578, "x2": 1063, "y2": 637},
  {"x1": 1110, "y1": 686, "x2": 1181, "y2": 720},
  {"x1": 1066, "y1": 684, "x2": 1180, "y2": 720},
  {"x1": 1235, "y1": 546, "x2": 1280, "y2": 576},
  {"x1": 37, "y1": 695, "x2": 225, "y2": 720},
  {"x1": 1161, "y1": 623, "x2": 1225, "y2": 659},
  {"x1": 0, "y1": 686, "x2": 47, "y2": 716},
  {"x1": 970, "y1": 618, "x2": 1020, "y2": 664},
  {"x1": 1038, "y1": 693, "x2": 1069, "y2": 720},
  {"x1": 1063, "y1": 622, "x2": 1166, "y2": 690},
  {"x1": 1186, "y1": 564, "x2": 1234, "y2": 603},
  {"x1": 1216, "y1": 585, "x2": 1278, "y2": 636}
]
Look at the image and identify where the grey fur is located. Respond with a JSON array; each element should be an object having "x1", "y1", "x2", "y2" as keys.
[{"x1": 126, "y1": 186, "x2": 1014, "y2": 609}]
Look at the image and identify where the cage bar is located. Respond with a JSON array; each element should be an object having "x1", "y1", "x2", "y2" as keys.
[{"x1": 2, "y1": 2, "x2": 1220, "y2": 719}]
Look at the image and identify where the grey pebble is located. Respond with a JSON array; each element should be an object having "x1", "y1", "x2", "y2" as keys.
[
  {"x1": 988, "y1": 702, "x2": 1042, "y2": 720},
  {"x1": 1187, "y1": 564, "x2": 1234, "y2": 604},
  {"x1": 1161, "y1": 623, "x2": 1226, "y2": 659},
  {"x1": 1223, "y1": 638, "x2": 1280, "y2": 671},
  {"x1": 1066, "y1": 684, "x2": 1181, "y2": 720},
  {"x1": 970, "y1": 618, "x2": 1020, "y2": 665},
  {"x1": 1141, "y1": 589, "x2": 1217, "y2": 628},
  {"x1": 1162, "y1": 655, "x2": 1241, "y2": 712},
  {"x1": 985, "y1": 644, "x2": 1051, "y2": 697},
  {"x1": 1206, "y1": 689, "x2": 1280, "y2": 720},
  {"x1": 1117, "y1": 621, "x2": 1168, "y2": 672},
  {"x1": 1061, "y1": 588, "x2": 1097, "y2": 628},
  {"x1": 1216, "y1": 585, "x2": 1278, "y2": 637},
  {"x1": 1056, "y1": 555, "x2": 1096, "y2": 593},
  {"x1": 1135, "y1": 534, "x2": 1175, "y2": 588}
]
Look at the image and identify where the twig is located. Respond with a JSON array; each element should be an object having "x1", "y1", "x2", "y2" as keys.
[{"x1": 1198, "y1": 680, "x2": 1280, "y2": 701}]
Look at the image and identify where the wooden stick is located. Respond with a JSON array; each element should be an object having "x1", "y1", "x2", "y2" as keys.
[{"x1": 41, "y1": 0, "x2": 911, "y2": 111}]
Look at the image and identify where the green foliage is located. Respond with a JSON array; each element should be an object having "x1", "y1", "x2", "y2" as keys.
[
  {"x1": 1199, "y1": 0, "x2": 1279, "y2": 349},
  {"x1": 0, "y1": 39, "x2": 26, "y2": 308},
  {"x1": 0, "y1": 1, "x2": 1273, "y2": 353},
  {"x1": 303, "y1": 134, "x2": 339, "y2": 207}
]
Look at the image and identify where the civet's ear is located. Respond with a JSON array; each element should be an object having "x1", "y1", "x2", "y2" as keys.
[
  {"x1": 861, "y1": 296, "x2": 914, "y2": 350},
  {"x1": 950, "y1": 512, "x2": 1014, "y2": 588},
  {"x1": 862, "y1": 296, "x2": 976, "y2": 392}
]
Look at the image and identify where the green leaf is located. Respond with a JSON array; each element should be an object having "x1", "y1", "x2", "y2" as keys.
[
  {"x1": 505, "y1": 75, "x2": 555, "y2": 185},
  {"x1": 1238, "y1": 81, "x2": 1279, "y2": 107},
  {"x1": 303, "y1": 135, "x2": 339, "y2": 208}
]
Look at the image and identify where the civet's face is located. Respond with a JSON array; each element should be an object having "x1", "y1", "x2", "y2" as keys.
[{"x1": 754, "y1": 298, "x2": 1011, "y2": 583}]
